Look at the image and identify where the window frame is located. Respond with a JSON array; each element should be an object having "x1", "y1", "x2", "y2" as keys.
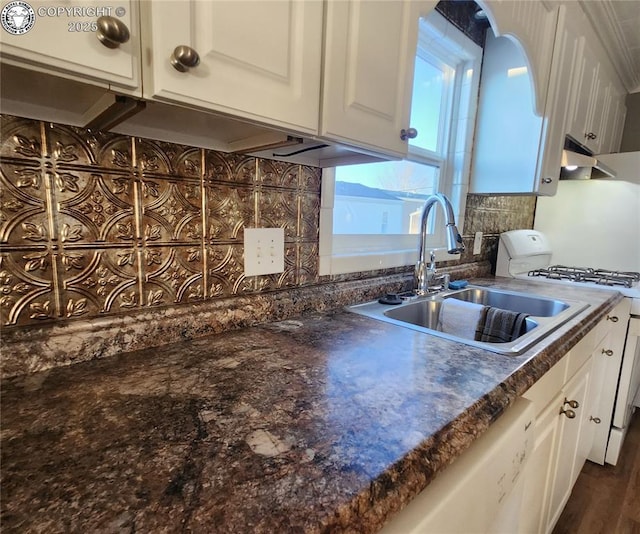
[{"x1": 319, "y1": 10, "x2": 482, "y2": 276}]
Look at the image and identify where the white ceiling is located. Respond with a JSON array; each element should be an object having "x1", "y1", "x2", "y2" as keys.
[{"x1": 580, "y1": 0, "x2": 640, "y2": 93}]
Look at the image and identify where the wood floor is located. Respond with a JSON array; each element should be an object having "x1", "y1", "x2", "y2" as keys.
[{"x1": 553, "y1": 411, "x2": 640, "y2": 534}]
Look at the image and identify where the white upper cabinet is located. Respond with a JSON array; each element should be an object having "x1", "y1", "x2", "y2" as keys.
[
  {"x1": 470, "y1": 2, "x2": 562, "y2": 195},
  {"x1": 566, "y1": 37, "x2": 604, "y2": 154},
  {"x1": 564, "y1": 4, "x2": 627, "y2": 155},
  {"x1": 0, "y1": 0, "x2": 140, "y2": 92},
  {"x1": 140, "y1": 0, "x2": 322, "y2": 136},
  {"x1": 321, "y1": 0, "x2": 434, "y2": 158},
  {"x1": 535, "y1": 4, "x2": 582, "y2": 195}
]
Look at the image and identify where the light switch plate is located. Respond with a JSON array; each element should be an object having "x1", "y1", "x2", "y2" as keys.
[{"x1": 244, "y1": 228, "x2": 285, "y2": 276}]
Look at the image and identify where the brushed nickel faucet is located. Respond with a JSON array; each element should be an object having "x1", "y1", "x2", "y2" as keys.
[{"x1": 415, "y1": 193, "x2": 465, "y2": 295}]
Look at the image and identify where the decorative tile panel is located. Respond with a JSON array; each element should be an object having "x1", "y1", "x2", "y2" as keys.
[
  {"x1": 0, "y1": 162, "x2": 50, "y2": 247},
  {"x1": 258, "y1": 159, "x2": 299, "y2": 188},
  {"x1": 55, "y1": 171, "x2": 137, "y2": 244},
  {"x1": 142, "y1": 245, "x2": 205, "y2": 305},
  {"x1": 205, "y1": 183, "x2": 254, "y2": 242},
  {"x1": 59, "y1": 247, "x2": 140, "y2": 315},
  {"x1": 207, "y1": 244, "x2": 250, "y2": 297},
  {"x1": 0, "y1": 250, "x2": 56, "y2": 326},
  {"x1": 204, "y1": 151, "x2": 255, "y2": 184},
  {"x1": 257, "y1": 188, "x2": 299, "y2": 241}
]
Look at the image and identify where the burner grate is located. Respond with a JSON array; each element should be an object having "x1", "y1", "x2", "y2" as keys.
[{"x1": 528, "y1": 265, "x2": 640, "y2": 288}]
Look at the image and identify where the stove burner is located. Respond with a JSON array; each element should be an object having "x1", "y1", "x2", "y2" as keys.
[{"x1": 527, "y1": 265, "x2": 640, "y2": 288}]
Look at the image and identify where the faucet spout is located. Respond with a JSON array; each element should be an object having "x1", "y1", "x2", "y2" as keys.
[{"x1": 415, "y1": 193, "x2": 465, "y2": 295}]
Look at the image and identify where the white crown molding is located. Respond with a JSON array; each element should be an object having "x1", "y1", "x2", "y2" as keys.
[{"x1": 578, "y1": 0, "x2": 640, "y2": 93}]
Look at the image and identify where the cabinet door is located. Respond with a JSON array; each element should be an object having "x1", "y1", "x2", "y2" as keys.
[
  {"x1": 546, "y1": 358, "x2": 592, "y2": 532},
  {"x1": 142, "y1": 0, "x2": 322, "y2": 135},
  {"x1": 601, "y1": 85, "x2": 626, "y2": 154},
  {"x1": 519, "y1": 391, "x2": 564, "y2": 534},
  {"x1": 0, "y1": 0, "x2": 140, "y2": 91},
  {"x1": 321, "y1": 0, "x2": 429, "y2": 158},
  {"x1": 536, "y1": 5, "x2": 581, "y2": 196},
  {"x1": 585, "y1": 62, "x2": 606, "y2": 153},
  {"x1": 566, "y1": 38, "x2": 600, "y2": 151}
]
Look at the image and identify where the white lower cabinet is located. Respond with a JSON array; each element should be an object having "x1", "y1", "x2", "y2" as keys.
[
  {"x1": 379, "y1": 398, "x2": 535, "y2": 534},
  {"x1": 519, "y1": 388, "x2": 564, "y2": 534},
  {"x1": 545, "y1": 357, "x2": 593, "y2": 531},
  {"x1": 520, "y1": 310, "x2": 618, "y2": 534}
]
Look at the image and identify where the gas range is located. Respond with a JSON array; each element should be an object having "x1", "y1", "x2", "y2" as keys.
[
  {"x1": 495, "y1": 230, "x2": 640, "y2": 299},
  {"x1": 527, "y1": 265, "x2": 640, "y2": 289}
]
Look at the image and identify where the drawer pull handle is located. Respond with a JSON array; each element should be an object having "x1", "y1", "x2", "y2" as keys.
[
  {"x1": 602, "y1": 349, "x2": 614, "y2": 357},
  {"x1": 564, "y1": 398, "x2": 579, "y2": 409},
  {"x1": 607, "y1": 315, "x2": 619, "y2": 323},
  {"x1": 560, "y1": 407, "x2": 576, "y2": 419},
  {"x1": 590, "y1": 416, "x2": 601, "y2": 424}
]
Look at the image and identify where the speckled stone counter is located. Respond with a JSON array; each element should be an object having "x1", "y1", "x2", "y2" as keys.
[{"x1": 0, "y1": 278, "x2": 623, "y2": 533}]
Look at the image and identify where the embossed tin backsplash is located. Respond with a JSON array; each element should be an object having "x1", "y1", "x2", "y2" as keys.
[{"x1": 0, "y1": 115, "x2": 320, "y2": 328}]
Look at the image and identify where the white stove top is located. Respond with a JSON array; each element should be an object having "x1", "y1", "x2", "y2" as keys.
[
  {"x1": 496, "y1": 230, "x2": 640, "y2": 300},
  {"x1": 525, "y1": 265, "x2": 640, "y2": 298},
  {"x1": 515, "y1": 272, "x2": 640, "y2": 299}
]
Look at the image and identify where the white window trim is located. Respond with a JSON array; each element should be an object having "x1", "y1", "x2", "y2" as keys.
[{"x1": 319, "y1": 11, "x2": 482, "y2": 276}]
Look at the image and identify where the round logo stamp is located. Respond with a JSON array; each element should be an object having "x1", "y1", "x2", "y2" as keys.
[{"x1": 1, "y1": 1, "x2": 36, "y2": 35}]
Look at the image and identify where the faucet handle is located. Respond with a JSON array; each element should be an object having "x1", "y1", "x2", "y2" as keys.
[{"x1": 429, "y1": 250, "x2": 436, "y2": 271}]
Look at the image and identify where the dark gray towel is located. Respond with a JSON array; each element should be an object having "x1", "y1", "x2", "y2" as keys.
[{"x1": 474, "y1": 306, "x2": 529, "y2": 343}]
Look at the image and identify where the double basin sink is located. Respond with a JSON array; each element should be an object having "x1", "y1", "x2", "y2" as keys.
[{"x1": 347, "y1": 285, "x2": 589, "y2": 355}]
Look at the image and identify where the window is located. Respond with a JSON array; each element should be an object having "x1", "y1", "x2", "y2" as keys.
[{"x1": 319, "y1": 10, "x2": 482, "y2": 276}]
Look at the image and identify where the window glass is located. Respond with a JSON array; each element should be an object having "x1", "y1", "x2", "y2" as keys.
[
  {"x1": 333, "y1": 160, "x2": 439, "y2": 235},
  {"x1": 410, "y1": 55, "x2": 450, "y2": 153}
]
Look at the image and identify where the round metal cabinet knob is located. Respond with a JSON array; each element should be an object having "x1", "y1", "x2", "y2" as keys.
[
  {"x1": 541, "y1": 177, "x2": 553, "y2": 184},
  {"x1": 400, "y1": 128, "x2": 418, "y2": 141},
  {"x1": 171, "y1": 45, "x2": 201, "y2": 72},
  {"x1": 590, "y1": 416, "x2": 601, "y2": 424},
  {"x1": 602, "y1": 348, "x2": 614, "y2": 357},
  {"x1": 96, "y1": 16, "x2": 130, "y2": 49},
  {"x1": 564, "y1": 398, "x2": 579, "y2": 409},
  {"x1": 560, "y1": 407, "x2": 576, "y2": 419},
  {"x1": 607, "y1": 315, "x2": 619, "y2": 323}
]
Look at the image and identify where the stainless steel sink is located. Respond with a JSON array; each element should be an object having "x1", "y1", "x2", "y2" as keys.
[
  {"x1": 347, "y1": 285, "x2": 589, "y2": 355},
  {"x1": 443, "y1": 287, "x2": 570, "y2": 317}
]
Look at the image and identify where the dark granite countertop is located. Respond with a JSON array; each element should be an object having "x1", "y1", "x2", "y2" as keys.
[{"x1": 0, "y1": 278, "x2": 623, "y2": 533}]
